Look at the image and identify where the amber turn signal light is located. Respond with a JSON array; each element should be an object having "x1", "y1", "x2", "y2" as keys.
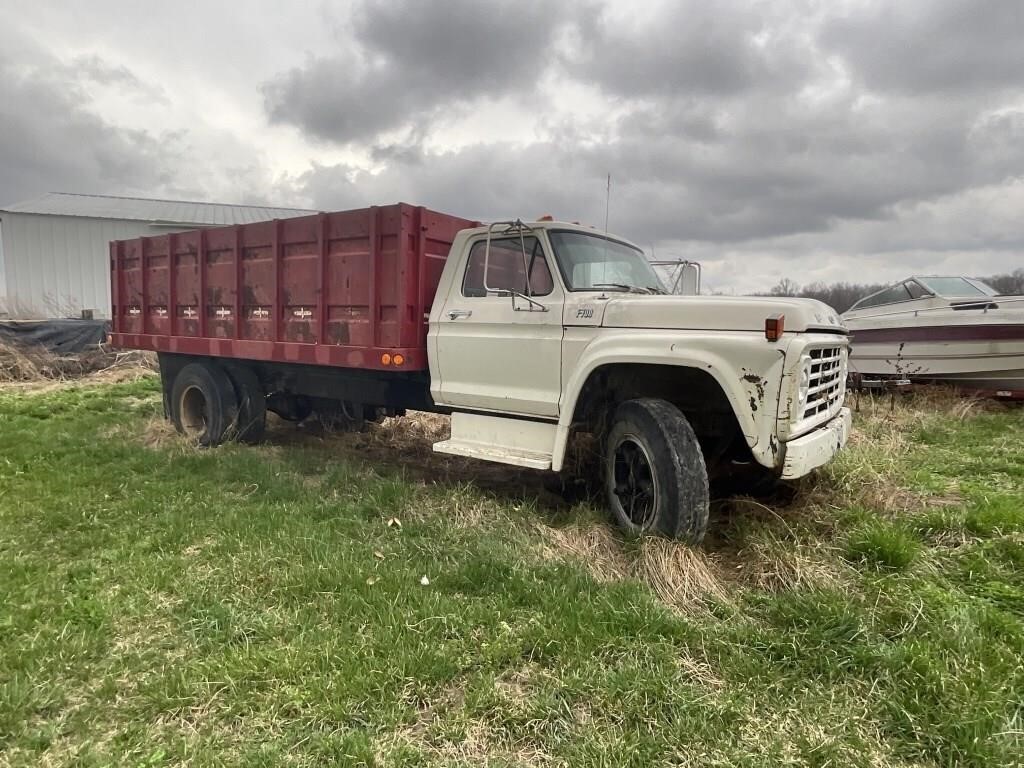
[
  {"x1": 381, "y1": 353, "x2": 392, "y2": 365},
  {"x1": 393, "y1": 353, "x2": 405, "y2": 366},
  {"x1": 765, "y1": 314, "x2": 785, "y2": 342}
]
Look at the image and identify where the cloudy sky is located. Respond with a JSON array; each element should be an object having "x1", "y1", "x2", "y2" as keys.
[{"x1": 1, "y1": 0, "x2": 1022, "y2": 292}]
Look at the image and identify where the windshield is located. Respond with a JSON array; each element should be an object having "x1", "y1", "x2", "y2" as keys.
[
  {"x1": 548, "y1": 230, "x2": 665, "y2": 293},
  {"x1": 917, "y1": 277, "x2": 996, "y2": 297}
]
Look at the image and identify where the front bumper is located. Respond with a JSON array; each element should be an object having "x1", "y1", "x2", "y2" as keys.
[{"x1": 780, "y1": 407, "x2": 851, "y2": 479}]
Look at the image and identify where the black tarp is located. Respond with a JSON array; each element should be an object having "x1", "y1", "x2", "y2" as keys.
[{"x1": 0, "y1": 319, "x2": 109, "y2": 354}]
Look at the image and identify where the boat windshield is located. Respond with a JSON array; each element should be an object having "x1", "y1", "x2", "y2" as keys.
[
  {"x1": 917, "y1": 277, "x2": 997, "y2": 297},
  {"x1": 548, "y1": 230, "x2": 666, "y2": 293}
]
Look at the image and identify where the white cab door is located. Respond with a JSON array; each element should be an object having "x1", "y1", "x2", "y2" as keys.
[{"x1": 434, "y1": 234, "x2": 564, "y2": 417}]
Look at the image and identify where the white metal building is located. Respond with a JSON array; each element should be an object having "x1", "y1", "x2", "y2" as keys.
[{"x1": 0, "y1": 192, "x2": 316, "y2": 319}]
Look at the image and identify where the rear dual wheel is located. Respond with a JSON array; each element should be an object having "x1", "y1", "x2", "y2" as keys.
[
  {"x1": 170, "y1": 363, "x2": 238, "y2": 446},
  {"x1": 223, "y1": 363, "x2": 267, "y2": 443},
  {"x1": 170, "y1": 361, "x2": 266, "y2": 446}
]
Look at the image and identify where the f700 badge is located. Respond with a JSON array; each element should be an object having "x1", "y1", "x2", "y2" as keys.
[{"x1": 576, "y1": 307, "x2": 595, "y2": 319}]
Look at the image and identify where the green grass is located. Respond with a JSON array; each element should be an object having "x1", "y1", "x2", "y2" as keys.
[
  {"x1": 844, "y1": 520, "x2": 921, "y2": 570},
  {"x1": 1, "y1": 380, "x2": 1022, "y2": 766}
]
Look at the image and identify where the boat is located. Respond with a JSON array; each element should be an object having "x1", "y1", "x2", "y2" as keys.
[{"x1": 841, "y1": 276, "x2": 1024, "y2": 397}]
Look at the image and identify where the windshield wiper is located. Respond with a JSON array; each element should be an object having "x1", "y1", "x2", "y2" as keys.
[{"x1": 591, "y1": 283, "x2": 668, "y2": 295}]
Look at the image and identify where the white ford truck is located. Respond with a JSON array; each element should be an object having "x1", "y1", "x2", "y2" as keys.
[{"x1": 112, "y1": 204, "x2": 851, "y2": 543}]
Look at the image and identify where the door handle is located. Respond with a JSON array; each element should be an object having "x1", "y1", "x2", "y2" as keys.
[{"x1": 447, "y1": 309, "x2": 473, "y2": 320}]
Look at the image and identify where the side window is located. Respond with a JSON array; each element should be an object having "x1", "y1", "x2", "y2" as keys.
[
  {"x1": 905, "y1": 281, "x2": 929, "y2": 299},
  {"x1": 462, "y1": 237, "x2": 554, "y2": 298}
]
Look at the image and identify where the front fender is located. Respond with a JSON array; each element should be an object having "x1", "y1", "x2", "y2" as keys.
[{"x1": 555, "y1": 329, "x2": 791, "y2": 470}]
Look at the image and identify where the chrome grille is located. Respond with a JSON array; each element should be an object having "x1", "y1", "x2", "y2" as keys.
[{"x1": 803, "y1": 346, "x2": 845, "y2": 420}]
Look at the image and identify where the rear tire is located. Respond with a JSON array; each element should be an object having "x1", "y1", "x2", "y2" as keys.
[
  {"x1": 169, "y1": 362, "x2": 239, "y2": 447},
  {"x1": 224, "y1": 364, "x2": 267, "y2": 443},
  {"x1": 604, "y1": 398, "x2": 709, "y2": 542}
]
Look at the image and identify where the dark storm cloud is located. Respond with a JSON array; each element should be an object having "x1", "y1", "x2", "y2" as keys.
[
  {"x1": 4, "y1": 0, "x2": 1019, "y2": 287},
  {"x1": 289, "y1": 93, "x2": 1024, "y2": 247},
  {"x1": 601, "y1": 95, "x2": 1024, "y2": 239},
  {"x1": 262, "y1": 0, "x2": 580, "y2": 144},
  {"x1": 565, "y1": 0, "x2": 814, "y2": 98},
  {"x1": 269, "y1": 0, "x2": 1024, "y2": 267},
  {"x1": 822, "y1": 0, "x2": 1024, "y2": 94},
  {"x1": 0, "y1": 44, "x2": 173, "y2": 206}
]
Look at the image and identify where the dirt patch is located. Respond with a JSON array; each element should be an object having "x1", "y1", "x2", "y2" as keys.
[{"x1": 380, "y1": 674, "x2": 556, "y2": 767}]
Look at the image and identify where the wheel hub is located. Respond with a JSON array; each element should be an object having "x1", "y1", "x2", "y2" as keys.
[
  {"x1": 611, "y1": 434, "x2": 658, "y2": 529},
  {"x1": 179, "y1": 385, "x2": 208, "y2": 435}
]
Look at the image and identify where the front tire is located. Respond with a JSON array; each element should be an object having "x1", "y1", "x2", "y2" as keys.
[
  {"x1": 169, "y1": 362, "x2": 239, "y2": 446},
  {"x1": 604, "y1": 398, "x2": 709, "y2": 542}
]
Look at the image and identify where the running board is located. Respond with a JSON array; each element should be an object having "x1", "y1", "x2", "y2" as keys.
[{"x1": 433, "y1": 412, "x2": 556, "y2": 470}]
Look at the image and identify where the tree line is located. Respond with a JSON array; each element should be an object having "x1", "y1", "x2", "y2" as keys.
[{"x1": 758, "y1": 268, "x2": 1024, "y2": 313}]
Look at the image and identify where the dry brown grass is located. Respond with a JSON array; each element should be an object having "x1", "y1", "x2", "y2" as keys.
[
  {"x1": 362, "y1": 410, "x2": 451, "y2": 448},
  {"x1": 731, "y1": 527, "x2": 851, "y2": 592},
  {"x1": 791, "y1": 389, "x2": 972, "y2": 518},
  {"x1": 377, "y1": 720, "x2": 557, "y2": 768},
  {"x1": 136, "y1": 414, "x2": 190, "y2": 449},
  {"x1": 541, "y1": 524, "x2": 732, "y2": 613},
  {"x1": 703, "y1": 387, "x2": 997, "y2": 592},
  {"x1": 377, "y1": 671, "x2": 557, "y2": 767},
  {"x1": 732, "y1": 683, "x2": 903, "y2": 768},
  {"x1": 0, "y1": 339, "x2": 156, "y2": 391}
]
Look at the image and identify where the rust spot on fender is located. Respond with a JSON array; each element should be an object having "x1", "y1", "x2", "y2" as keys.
[{"x1": 742, "y1": 373, "x2": 766, "y2": 402}]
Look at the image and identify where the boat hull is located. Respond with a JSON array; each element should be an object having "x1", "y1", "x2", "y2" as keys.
[{"x1": 848, "y1": 324, "x2": 1024, "y2": 392}]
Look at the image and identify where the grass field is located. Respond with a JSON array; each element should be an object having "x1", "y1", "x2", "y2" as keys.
[{"x1": 1, "y1": 375, "x2": 1022, "y2": 767}]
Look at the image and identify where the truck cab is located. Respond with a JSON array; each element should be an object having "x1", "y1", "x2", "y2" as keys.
[{"x1": 429, "y1": 220, "x2": 851, "y2": 540}]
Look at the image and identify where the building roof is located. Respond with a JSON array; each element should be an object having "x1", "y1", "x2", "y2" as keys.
[{"x1": 0, "y1": 192, "x2": 317, "y2": 226}]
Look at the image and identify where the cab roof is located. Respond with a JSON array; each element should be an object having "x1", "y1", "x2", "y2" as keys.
[{"x1": 465, "y1": 220, "x2": 645, "y2": 252}]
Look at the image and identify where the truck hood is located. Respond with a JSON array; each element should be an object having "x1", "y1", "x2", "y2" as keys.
[{"x1": 598, "y1": 295, "x2": 846, "y2": 334}]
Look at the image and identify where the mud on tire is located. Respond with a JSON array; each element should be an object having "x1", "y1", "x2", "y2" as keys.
[{"x1": 604, "y1": 398, "x2": 709, "y2": 542}]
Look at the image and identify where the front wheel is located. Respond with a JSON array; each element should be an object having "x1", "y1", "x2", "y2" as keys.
[{"x1": 604, "y1": 398, "x2": 709, "y2": 542}]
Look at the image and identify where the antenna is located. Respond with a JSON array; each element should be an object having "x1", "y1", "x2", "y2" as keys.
[{"x1": 604, "y1": 173, "x2": 611, "y2": 233}]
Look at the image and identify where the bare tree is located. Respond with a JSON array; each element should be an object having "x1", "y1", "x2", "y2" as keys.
[
  {"x1": 769, "y1": 277, "x2": 801, "y2": 297},
  {"x1": 750, "y1": 269, "x2": 1019, "y2": 313},
  {"x1": 983, "y1": 268, "x2": 1024, "y2": 296}
]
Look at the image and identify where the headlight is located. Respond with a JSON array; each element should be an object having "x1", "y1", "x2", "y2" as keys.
[{"x1": 796, "y1": 357, "x2": 812, "y2": 414}]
